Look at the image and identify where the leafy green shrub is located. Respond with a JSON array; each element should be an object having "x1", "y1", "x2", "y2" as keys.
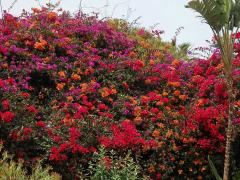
[
  {"x1": 89, "y1": 147, "x2": 146, "y2": 180},
  {"x1": 0, "y1": 145, "x2": 61, "y2": 180}
]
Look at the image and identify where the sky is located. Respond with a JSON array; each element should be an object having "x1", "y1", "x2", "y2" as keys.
[{"x1": 1, "y1": 0, "x2": 213, "y2": 48}]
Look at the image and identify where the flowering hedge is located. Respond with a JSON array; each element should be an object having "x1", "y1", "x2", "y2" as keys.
[{"x1": 0, "y1": 7, "x2": 240, "y2": 179}]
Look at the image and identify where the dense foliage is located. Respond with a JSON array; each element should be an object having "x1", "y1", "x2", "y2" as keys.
[
  {"x1": 0, "y1": 144, "x2": 60, "y2": 180},
  {"x1": 0, "y1": 6, "x2": 240, "y2": 179}
]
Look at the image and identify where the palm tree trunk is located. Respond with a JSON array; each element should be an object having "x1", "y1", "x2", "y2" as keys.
[{"x1": 223, "y1": 76, "x2": 234, "y2": 180}]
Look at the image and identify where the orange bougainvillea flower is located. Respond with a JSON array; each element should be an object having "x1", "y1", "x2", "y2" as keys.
[
  {"x1": 148, "y1": 165, "x2": 155, "y2": 173},
  {"x1": 152, "y1": 129, "x2": 160, "y2": 138},
  {"x1": 69, "y1": 85, "x2": 75, "y2": 91},
  {"x1": 154, "y1": 50, "x2": 162, "y2": 58},
  {"x1": 110, "y1": 87, "x2": 117, "y2": 94},
  {"x1": 29, "y1": 20, "x2": 38, "y2": 29},
  {"x1": 34, "y1": 37, "x2": 47, "y2": 51},
  {"x1": 144, "y1": 79, "x2": 152, "y2": 85},
  {"x1": 140, "y1": 40, "x2": 150, "y2": 49},
  {"x1": 76, "y1": 68, "x2": 83, "y2": 75},
  {"x1": 2, "y1": 63, "x2": 8, "y2": 69},
  {"x1": 47, "y1": 12, "x2": 57, "y2": 20},
  {"x1": 171, "y1": 59, "x2": 180, "y2": 66},
  {"x1": 179, "y1": 95, "x2": 187, "y2": 101},
  {"x1": 193, "y1": 159, "x2": 203, "y2": 165},
  {"x1": 71, "y1": 74, "x2": 81, "y2": 81},
  {"x1": 58, "y1": 71, "x2": 66, "y2": 78},
  {"x1": 168, "y1": 81, "x2": 181, "y2": 87},
  {"x1": 67, "y1": 96, "x2": 73, "y2": 102},
  {"x1": 133, "y1": 106, "x2": 141, "y2": 116},
  {"x1": 129, "y1": 97, "x2": 137, "y2": 105},
  {"x1": 56, "y1": 83, "x2": 65, "y2": 91},
  {"x1": 173, "y1": 90, "x2": 181, "y2": 96},
  {"x1": 81, "y1": 83, "x2": 88, "y2": 93},
  {"x1": 140, "y1": 95, "x2": 149, "y2": 104},
  {"x1": 133, "y1": 116, "x2": 143, "y2": 125},
  {"x1": 216, "y1": 63, "x2": 224, "y2": 71},
  {"x1": 100, "y1": 88, "x2": 110, "y2": 98},
  {"x1": 236, "y1": 101, "x2": 240, "y2": 107},
  {"x1": 129, "y1": 51, "x2": 136, "y2": 58},
  {"x1": 31, "y1": 8, "x2": 41, "y2": 14},
  {"x1": 62, "y1": 117, "x2": 75, "y2": 126},
  {"x1": 162, "y1": 91, "x2": 168, "y2": 96},
  {"x1": 100, "y1": 87, "x2": 117, "y2": 98},
  {"x1": 157, "y1": 123, "x2": 165, "y2": 129},
  {"x1": 165, "y1": 130, "x2": 173, "y2": 138},
  {"x1": 43, "y1": 57, "x2": 51, "y2": 64},
  {"x1": 149, "y1": 59, "x2": 155, "y2": 66}
]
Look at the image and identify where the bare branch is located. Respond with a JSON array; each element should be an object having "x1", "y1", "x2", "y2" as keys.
[
  {"x1": 78, "y1": 0, "x2": 83, "y2": 14},
  {"x1": 7, "y1": 0, "x2": 18, "y2": 13},
  {"x1": 111, "y1": 0, "x2": 129, "y2": 17},
  {"x1": 0, "y1": 0, "x2": 5, "y2": 27}
]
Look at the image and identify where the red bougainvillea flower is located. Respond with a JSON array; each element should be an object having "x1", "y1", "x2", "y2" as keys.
[
  {"x1": 232, "y1": 32, "x2": 240, "y2": 39},
  {"x1": 26, "y1": 105, "x2": 38, "y2": 114},
  {"x1": 23, "y1": 127, "x2": 33, "y2": 136},
  {"x1": 0, "y1": 111, "x2": 15, "y2": 123},
  {"x1": 69, "y1": 127, "x2": 81, "y2": 143},
  {"x1": 1, "y1": 99, "x2": 10, "y2": 110},
  {"x1": 21, "y1": 92, "x2": 30, "y2": 98},
  {"x1": 214, "y1": 82, "x2": 227, "y2": 98},
  {"x1": 49, "y1": 147, "x2": 68, "y2": 161},
  {"x1": 36, "y1": 121, "x2": 46, "y2": 128}
]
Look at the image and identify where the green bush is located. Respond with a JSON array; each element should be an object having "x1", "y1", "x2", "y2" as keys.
[
  {"x1": 89, "y1": 147, "x2": 146, "y2": 180},
  {"x1": 0, "y1": 145, "x2": 61, "y2": 180}
]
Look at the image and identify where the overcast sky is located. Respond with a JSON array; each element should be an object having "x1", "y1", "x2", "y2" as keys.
[{"x1": 1, "y1": 0, "x2": 213, "y2": 48}]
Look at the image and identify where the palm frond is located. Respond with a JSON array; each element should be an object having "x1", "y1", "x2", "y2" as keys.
[
  {"x1": 208, "y1": 155, "x2": 223, "y2": 180},
  {"x1": 186, "y1": 0, "x2": 231, "y2": 32},
  {"x1": 230, "y1": 0, "x2": 240, "y2": 28},
  {"x1": 178, "y1": 43, "x2": 191, "y2": 52}
]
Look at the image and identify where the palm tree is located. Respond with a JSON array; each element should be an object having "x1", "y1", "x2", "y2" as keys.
[{"x1": 186, "y1": 1, "x2": 240, "y2": 180}]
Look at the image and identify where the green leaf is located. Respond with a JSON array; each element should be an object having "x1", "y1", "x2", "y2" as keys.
[
  {"x1": 223, "y1": 0, "x2": 232, "y2": 23},
  {"x1": 208, "y1": 155, "x2": 223, "y2": 180},
  {"x1": 230, "y1": 0, "x2": 240, "y2": 27},
  {"x1": 186, "y1": 0, "x2": 231, "y2": 32},
  {"x1": 233, "y1": 172, "x2": 240, "y2": 180}
]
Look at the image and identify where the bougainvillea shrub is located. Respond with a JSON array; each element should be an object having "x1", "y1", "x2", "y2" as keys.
[{"x1": 0, "y1": 7, "x2": 240, "y2": 179}]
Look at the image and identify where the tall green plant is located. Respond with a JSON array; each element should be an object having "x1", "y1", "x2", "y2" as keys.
[
  {"x1": 89, "y1": 147, "x2": 144, "y2": 180},
  {"x1": 0, "y1": 145, "x2": 61, "y2": 180},
  {"x1": 186, "y1": 1, "x2": 240, "y2": 180}
]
